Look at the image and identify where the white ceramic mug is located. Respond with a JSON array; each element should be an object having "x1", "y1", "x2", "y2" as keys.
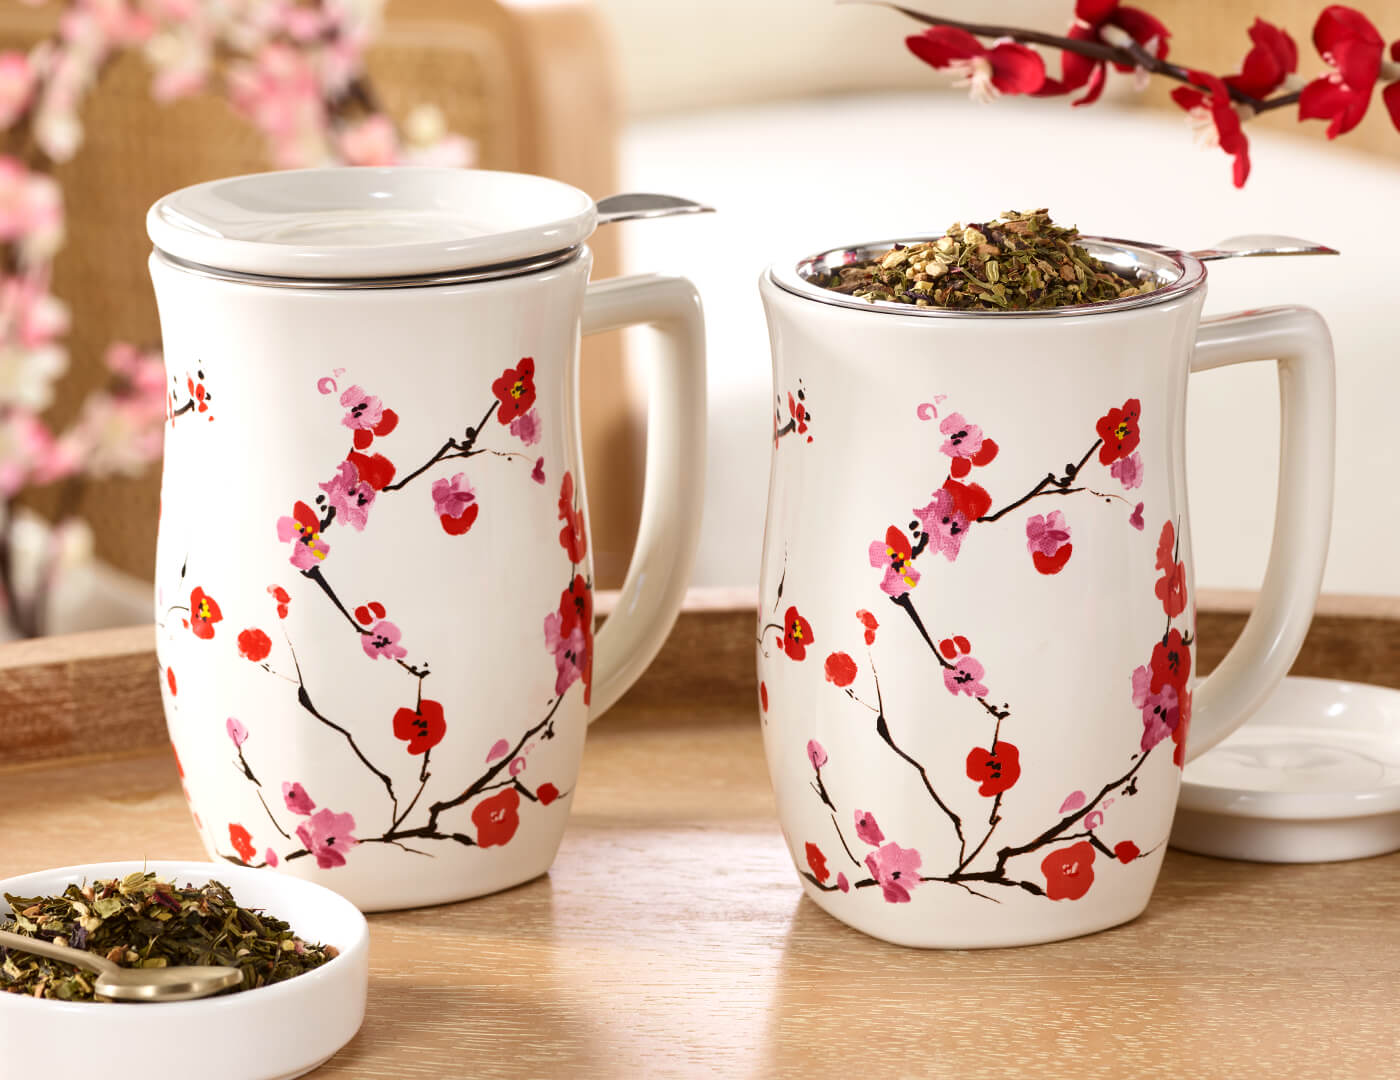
[
  {"x1": 757, "y1": 238, "x2": 1334, "y2": 948},
  {"x1": 146, "y1": 168, "x2": 705, "y2": 910}
]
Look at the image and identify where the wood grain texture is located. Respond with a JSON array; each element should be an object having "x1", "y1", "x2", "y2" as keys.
[
  {"x1": 1, "y1": 708, "x2": 1397, "y2": 1078},
  {"x1": 3, "y1": 589, "x2": 1400, "y2": 768}
]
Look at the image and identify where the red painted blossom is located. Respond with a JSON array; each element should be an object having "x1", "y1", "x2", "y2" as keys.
[
  {"x1": 492, "y1": 357, "x2": 537, "y2": 422},
  {"x1": 189, "y1": 587, "x2": 222, "y2": 639},
  {"x1": 824, "y1": 651, "x2": 858, "y2": 687},
  {"x1": 1154, "y1": 520, "x2": 1187, "y2": 617},
  {"x1": 906, "y1": 26, "x2": 1045, "y2": 101},
  {"x1": 1096, "y1": 398, "x2": 1142, "y2": 464},
  {"x1": 537, "y1": 783, "x2": 560, "y2": 805},
  {"x1": 558, "y1": 471, "x2": 587, "y2": 564},
  {"x1": 345, "y1": 450, "x2": 396, "y2": 491},
  {"x1": 1042, "y1": 840, "x2": 1096, "y2": 901},
  {"x1": 1114, "y1": 840, "x2": 1142, "y2": 863},
  {"x1": 392, "y1": 699, "x2": 447, "y2": 755},
  {"x1": 941, "y1": 477, "x2": 993, "y2": 522},
  {"x1": 805, "y1": 841, "x2": 830, "y2": 883},
  {"x1": 788, "y1": 392, "x2": 809, "y2": 435},
  {"x1": 229, "y1": 823, "x2": 256, "y2": 864},
  {"x1": 1298, "y1": 6, "x2": 1400, "y2": 138},
  {"x1": 783, "y1": 606, "x2": 813, "y2": 661},
  {"x1": 268, "y1": 585, "x2": 291, "y2": 619},
  {"x1": 1041, "y1": 0, "x2": 1171, "y2": 105},
  {"x1": 869, "y1": 525, "x2": 920, "y2": 597},
  {"x1": 1173, "y1": 689, "x2": 1193, "y2": 767},
  {"x1": 1026, "y1": 510, "x2": 1073, "y2": 575},
  {"x1": 473, "y1": 787, "x2": 521, "y2": 847},
  {"x1": 938, "y1": 636, "x2": 972, "y2": 660},
  {"x1": 166, "y1": 666, "x2": 177, "y2": 695},
  {"x1": 171, "y1": 740, "x2": 184, "y2": 778},
  {"x1": 965, "y1": 741, "x2": 1022, "y2": 796},
  {"x1": 759, "y1": 681, "x2": 768, "y2": 712},
  {"x1": 351, "y1": 407, "x2": 399, "y2": 451},
  {"x1": 354, "y1": 601, "x2": 387, "y2": 626},
  {"x1": 857, "y1": 609, "x2": 878, "y2": 645},
  {"x1": 237, "y1": 628, "x2": 272, "y2": 662},
  {"x1": 1170, "y1": 70, "x2": 1251, "y2": 187},
  {"x1": 1149, "y1": 628, "x2": 1192, "y2": 696}
]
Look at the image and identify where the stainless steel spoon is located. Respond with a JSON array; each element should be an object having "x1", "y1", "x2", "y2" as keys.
[
  {"x1": 595, "y1": 193, "x2": 715, "y2": 225},
  {"x1": 1189, "y1": 234, "x2": 1339, "y2": 261},
  {"x1": 0, "y1": 927, "x2": 242, "y2": 1002}
]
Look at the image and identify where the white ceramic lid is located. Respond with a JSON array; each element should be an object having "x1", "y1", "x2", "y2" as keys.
[{"x1": 147, "y1": 167, "x2": 597, "y2": 280}]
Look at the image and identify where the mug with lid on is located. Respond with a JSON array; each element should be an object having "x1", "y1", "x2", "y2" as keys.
[
  {"x1": 147, "y1": 168, "x2": 705, "y2": 910},
  {"x1": 757, "y1": 234, "x2": 1334, "y2": 947}
]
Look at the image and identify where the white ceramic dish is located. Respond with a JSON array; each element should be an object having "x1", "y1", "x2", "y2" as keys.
[
  {"x1": 1172, "y1": 676, "x2": 1400, "y2": 862},
  {"x1": 0, "y1": 861, "x2": 368, "y2": 1080}
]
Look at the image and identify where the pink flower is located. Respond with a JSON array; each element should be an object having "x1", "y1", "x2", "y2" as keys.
[
  {"x1": 906, "y1": 27, "x2": 1045, "y2": 102},
  {"x1": 807, "y1": 739, "x2": 828, "y2": 770},
  {"x1": 1059, "y1": 790, "x2": 1087, "y2": 814},
  {"x1": 264, "y1": 848, "x2": 279, "y2": 868},
  {"x1": 509, "y1": 408, "x2": 542, "y2": 446},
  {"x1": 277, "y1": 501, "x2": 330, "y2": 569},
  {"x1": 854, "y1": 809, "x2": 885, "y2": 846},
  {"x1": 282, "y1": 781, "x2": 315, "y2": 816},
  {"x1": 864, "y1": 842, "x2": 923, "y2": 903},
  {"x1": 0, "y1": 411, "x2": 55, "y2": 496},
  {"x1": 868, "y1": 525, "x2": 920, "y2": 597},
  {"x1": 837, "y1": 873, "x2": 850, "y2": 893},
  {"x1": 913, "y1": 487, "x2": 970, "y2": 561},
  {"x1": 0, "y1": 52, "x2": 35, "y2": 130},
  {"x1": 1110, "y1": 451, "x2": 1144, "y2": 490},
  {"x1": 431, "y1": 472, "x2": 476, "y2": 519},
  {"x1": 0, "y1": 275, "x2": 70, "y2": 348},
  {"x1": 319, "y1": 459, "x2": 376, "y2": 531},
  {"x1": 1026, "y1": 510, "x2": 1073, "y2": 575},
  {"x1": 225, "y1": 44, "x2": 327, "y2": 168},
  {"x1": 543, "y1": 609, "x2": 587, "y2": 695},
  {"x1": 337, "y1": 114, "x2": 399, "y2": 166},
  {"x1": 1132, "y1": 664, "x2": 1181, "y2": 751},
  {"x1": 362, "y1": 620, "x2": 407, "y2": 660},
  {"x1": 938, "y1": 412, "x2": 1000, "y2": 477},
  {"x1": 1129, "y1": 502, "x2": 1145, "y2": 530},
  {"x1": 339, "y1": 384, "x2": 384, "y2": 430},
  {"x1": 486, "y1": 738, "x2": 510, "y2": 763},
  {"x1": 943, "y1": 655, "x2": 988, "y2": 697},
  {"x1": 295, "y1": 807, "x2": 358, "y2": 869},
  {"x1": 531, "y1": 457, "x2": 546, "y2": 484},
  {"x1": 226, "y1": 716, "x2": 248, "y2": 748}
]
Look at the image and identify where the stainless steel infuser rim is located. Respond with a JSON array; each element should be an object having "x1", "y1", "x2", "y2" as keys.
[
  {"x1": 769, "y1": 235, "x2": 1206, "y2": 318},
  {"x1": 151, "y1": 243, "x2": 584, "y2": 289}
]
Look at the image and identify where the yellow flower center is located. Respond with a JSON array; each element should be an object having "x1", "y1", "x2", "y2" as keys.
[
  {"x1": 197, "y1": 599, "x2": 210, "y2": 619},
  {"x1": 1115, "y1": 421, "x2": 1130, "y2": 441},
  {"x1": 511, "y1": 379, "x2": 525, "y2": 400}
]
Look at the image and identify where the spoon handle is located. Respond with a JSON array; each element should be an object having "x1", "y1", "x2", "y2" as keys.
[
  {"x1": 0, "y1": 927, "x2": 120, "y2": 976},
  {"x1": 1189, "y1": 234, "x2": 1339, "y2": 261},
  {"x1": 595, "y1": 193, "x2": 715, "y2": 226}
]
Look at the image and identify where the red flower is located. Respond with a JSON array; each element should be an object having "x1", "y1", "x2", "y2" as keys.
[
  {"x1": 1226, "y1": 18, "x2": 1298, "y2": 99},
  {"x1": 268, "y1": 585, "x2": 290, "y2": 619},
  {"x1": 938, "y1": 635, "x2": 972, "y2": 659},
  {"x1": 237, "y1": 628, "x2": 272, "y2": 662},
  {"x1": 166, "y1": 666, "x2": 177, "y2": 695},
  {"x1": 1095, "y1": 398, "x2": 1142, "y2": 464},
  {"x1": 537, "y1": 783, "x2": 560, "y2": 806},
  {"x1": 965, "y1": 741, "x2": 1022, "y2": 797},
  {"x1": 1042, "y1": 840, "x2": 1096, "y2": 901},
  {"x1": 354, "y1": 601, "x2": 387, "y2": 625},
  {"x1": 1169, "y1": 71, "x2": 1251, "y2": 187},
  {"x1": 345, "y1": 450, "x2": 396, "y2": 491},
  {"x1": 805, "y1": 841, "x2": 830, "y2": 883},
  {"x1": 941, "y1": 478, "x2": 993, "y2": 522},
  {"x1": 759, "y1": 681, "x2": 768, "y2": 712},
  {"x1": 857, "y1": 609, "x2": 878, "y2": 646},
  {"x1": 824, "y1": 651, "x2": 858, "y2": 687},
  {"x1": 788, "y1": 392, "x2": 809, "y2": 435},
  {"x1": 229, "y1": 824, "x2": 256, "y2": 864},
  {"x1": 1173, "y1": 689, "x2": 1193, "y2": 767},
  {"x1": 1149, "y1": 628, "x2": 1192, "y2": 696},
  {"x1": 472, "y1": 788, "x2": 521, "y2": 847},
  {"x1": 351, "y1": 408, "x2": 399, "y2": 451},
  {"x1": 558, "y1": 471, "x2": 587, "y2": 564},
  {"x1": 1299, "y1": 6, "x2": 1400, "y2": 138},
  {"x1": 1154, "y1": 520, "x2": 1187, "y2": 618},
  {"x1": 1114, "y1": 840, "x2": 1142, "y2": 863},
  {"x1": 558, "y1": 574, "x2": 595, "y2": 704},
  {"x1": 392, "y1": 698, "x2": 447, "y2": 755},
  {"x1": 782, "y1": 606, "x2": 813, "y2": 661},
  {"x1": 1041, "y1": 0, "x2": 1171, "y2": 105},
  {"x1": 492, "y1": 357, "x2": 537, "y2": 422},
  {"x1": 189, "y1": 587, "x2": 222, "y2": 640},
  {"x1": 906, "y1": 27, "x2": 1045, "y2": 101}
]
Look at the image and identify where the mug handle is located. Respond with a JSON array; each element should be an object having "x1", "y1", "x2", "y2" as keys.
[
  {"x1": 580, "y1": 274, "x2": 707, "y2": 719},
  {"x1": 1186, "y1": 305, "x2": 1335, "y2": 761}
]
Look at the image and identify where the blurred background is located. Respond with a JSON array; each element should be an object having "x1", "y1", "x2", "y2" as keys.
[{"x1": 0, "y1": 0, "x2": 1395, "y2": 642}]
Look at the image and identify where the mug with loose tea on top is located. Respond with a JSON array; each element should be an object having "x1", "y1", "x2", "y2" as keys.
[{"x1": 756, "y1": 211, "x2": 1335, "y2": 948}]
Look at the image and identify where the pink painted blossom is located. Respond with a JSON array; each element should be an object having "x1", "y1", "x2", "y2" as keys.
[
  {"x1": 264, "y1": 848, "x2": 279, "y2": 867},
  {"x1": 864, "y1": 842, "x2": 923, "y2": 903},
  {"x1": 294, "y1": 807, "x2": 358, "y2": 869},
  {"x1": 868, "y1": 525, "x2": 919, "y2": 598},
  {"x1": 509, "y1": 756, "x2": 526, "y2": 777},
  {"x1": 1110, "y1": 451, "x2": 1144, "y2": 490},
  {"x1": 431, "y1": 472, "x2": 476, "y2": 520},
  {"x1": 319, "y1": 459, "x2": 375, "y2": 531},
  {"x1": 543, "y1": 609, "x2": 586, "y2": 695},
  {"x1": 337, "y1": 114, "x2": 398, "y2": 166},
  {"x1": 1026, "y1": 510, "x2": 1071, "y2": 557},
  {"x1": 806, "y1": 739, "x2": 827, "y2": 770},
  {"x1": 939, "y1": 412, "x2": 985, "y2": 458},
  {"x1": 1059, "y1": 790, "x2": 1087, "y2": 814},
  {"x1": 1132, "y1": 664, "x2": 1181, "y2": 752},
  {"x1": 531, "y1": 457, "x2": 545, "y2": 484},
  {"x1": 486, "y1": 738, "x2": 510, "y2": 763},
  {"x1": 277, "y1": 501, "x2": 330, "y2": 570},
  {"x1": 943, "y1": 655, "x2": 988, "y2": 697},
  {"x1": 282, "y1": 781, "x2": 315, "y2": 816},
  {"x1": 1084, "y1": 810, "x2": 1105, "y2": 831},
  {"x1": 362, "y1": 619, "x2": 407, "y2": 660},
  {"x1": 854, "y1": 809, "x2": 885, "y2": 846},
  {"x1": 339, "y1": 384, "x2": 384, "y2": 430},
  {"x1": 913, "y1": 487, "x2": 971, "y2": 561},
  {"x1": 837, "y1": 873, "x2": 850, "y2": 893},
  {"x1": 1129, "y1": 502, "x2": 1145, "y2": 531},
  {"x1": 509, "y1": 408, "x2": 542, "y2": 446},
  {"x1": 226, "y1": 716, "x2": 248, "y2": 748}
]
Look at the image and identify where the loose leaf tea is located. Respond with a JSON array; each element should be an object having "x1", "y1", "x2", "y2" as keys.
[
  {"x1": 0, "y1": 871, "x2": 337, "y2": 1001},
  {"x1": 811, "y1": 209, "x2": 1156, "y2": 311}
]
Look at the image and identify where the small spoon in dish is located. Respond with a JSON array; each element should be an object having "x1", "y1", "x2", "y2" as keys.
[{"x1": 1188, "y1": 234, "x2": 1339, "y2": 261}]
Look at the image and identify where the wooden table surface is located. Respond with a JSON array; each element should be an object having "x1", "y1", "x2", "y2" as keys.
[{"x1": 3, "y1": 700, "x2": 1397, "y2": 1078}]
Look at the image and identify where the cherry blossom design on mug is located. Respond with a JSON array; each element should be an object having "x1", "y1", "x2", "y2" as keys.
[
  {"x1": 158, "y1": 357, "x2": 585, "y2": 869},
  {"x1": 774, "y1": 381, "x2": 813, "y2": 446},
  {"x1": 771, "y1": 395, "x2": 1189, "y2": 905}
]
